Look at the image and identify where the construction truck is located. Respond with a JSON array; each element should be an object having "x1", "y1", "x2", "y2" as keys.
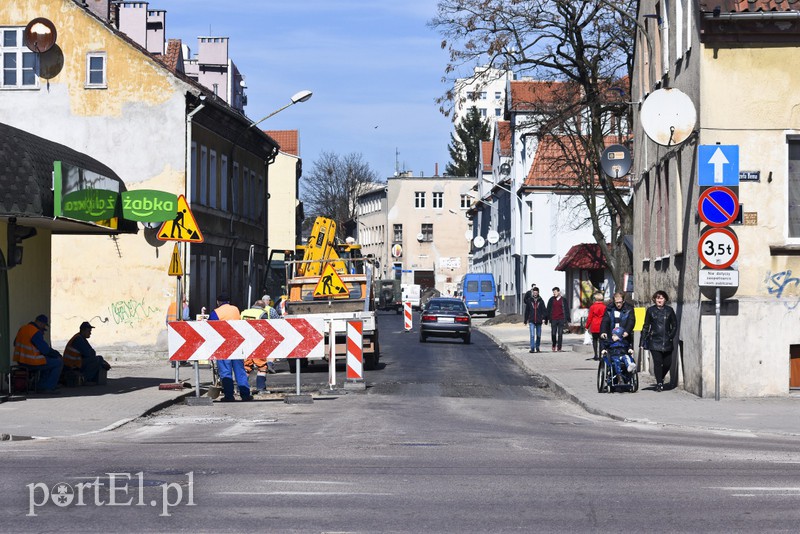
[{"x1": 281, "y1": 216, "x2": 380, "y2": 372}]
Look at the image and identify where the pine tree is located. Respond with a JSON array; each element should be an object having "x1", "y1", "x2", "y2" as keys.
[{"x1": 445, "y1": 106, "x2": 491, "y2": 176}]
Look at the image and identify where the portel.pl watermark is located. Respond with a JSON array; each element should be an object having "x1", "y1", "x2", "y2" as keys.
[{"x1": 27, "y1": 471, "x2": 195, "y2": 517}]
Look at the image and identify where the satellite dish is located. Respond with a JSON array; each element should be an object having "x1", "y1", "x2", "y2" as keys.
[
  {"x1": 473, "y1": 235, "x2": 485, "y2": 249},
  {"x1": 416, "y1": 233, "x2": 425, "y2": 242},
  {"x1": 640, "y1": 88, "x2": 697, "y2": 146},
  {"x1": 24, "y1": 18, "x2": 57, "y2": 53},
  {"x1": 464, "y1": 230, "x2": 473, "y2": 242},
  {"x1": 486, "y1": 230, "x2": 499, "y2": 244},
  {"x1": 601, "y1": 144, "x2": 632, "y2": 178}
]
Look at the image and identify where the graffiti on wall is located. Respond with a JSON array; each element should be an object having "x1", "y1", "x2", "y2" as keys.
[
  {"x1": 109, "y1": 298, "x2": 160, "y2": 326},
  {"x1": 764, "y1": 270, "x2": 800, "y2": 310}
]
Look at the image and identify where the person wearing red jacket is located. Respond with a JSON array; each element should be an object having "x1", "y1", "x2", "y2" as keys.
[{"x1": 585, "y1": 292, "x2": 607, "y2": 360}]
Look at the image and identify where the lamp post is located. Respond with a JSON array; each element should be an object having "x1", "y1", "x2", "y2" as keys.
[{"x1": 237, "y1": 90, "x2": 313, "y2": 305}]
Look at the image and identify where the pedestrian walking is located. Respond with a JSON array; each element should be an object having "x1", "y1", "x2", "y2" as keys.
[
  {"x1": 641, "y1": 290, "x2": 678, "y2": 392},
  {"x1": 585, "y1": 292, "x2": 606, "y2": 360},
  {"x1": 545, "y1": 287, "x2": 570, "y2": 351},
  {"x1": 523, "y1": 287, "x2": 547, "y2": 353}
]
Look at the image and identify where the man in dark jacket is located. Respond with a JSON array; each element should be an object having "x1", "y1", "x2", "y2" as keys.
[
  {"x1": 523, "y1": 287, "x2": 547, "y2": 353},
  {"x1": 545, "y1": 287, "x2": 570, "y2": 351},
  {"x1": 600, "y1": 291, "x2": 636, "y2": 347}
]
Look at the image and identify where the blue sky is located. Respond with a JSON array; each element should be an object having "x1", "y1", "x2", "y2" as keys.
[{"x1": 153, "y1": 1, "x2": 458, "y2": 179}]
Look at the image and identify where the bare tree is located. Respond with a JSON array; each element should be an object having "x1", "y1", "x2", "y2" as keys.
[
  {"x1": 431, "y1": 0, "x2": 636, "y2": 290},
  {"x1": 301, "y1": 151, "x2": 381, "y2": 241}
]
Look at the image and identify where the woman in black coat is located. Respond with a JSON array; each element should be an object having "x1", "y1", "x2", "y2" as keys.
[{"x1": 641, "y1": 290, "x2": 678, "y2": 392}]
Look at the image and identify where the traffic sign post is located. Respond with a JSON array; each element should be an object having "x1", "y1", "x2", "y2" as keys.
[
  {"x1": 698, "y1": 187, "x2": 739, "y2": 227},
  {"x1": 698, "y1": 227, "x2": 739, "y2": 269}
]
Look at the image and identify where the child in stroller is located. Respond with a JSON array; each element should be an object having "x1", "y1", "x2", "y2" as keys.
[{"x1": 601, "y1": 327, "x2": 637, "y2": 387}]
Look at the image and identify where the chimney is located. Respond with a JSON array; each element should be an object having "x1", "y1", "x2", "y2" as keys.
[{"x1": 435, "y1": 163, "x2": 439, "y2": 176}]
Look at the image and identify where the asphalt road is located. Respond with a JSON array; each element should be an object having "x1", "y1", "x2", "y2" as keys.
[{"x1": 2, "y1": 312, "x2": 800, "y2": 532}]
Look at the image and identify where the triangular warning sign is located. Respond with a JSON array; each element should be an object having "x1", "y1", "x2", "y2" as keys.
[
  {"x1": 168, "y1": 243, "x2": 183, "y2": 276},
  {"x1": 313, "y1": 264, "x2": 349, "y2": 297},
  {"x1": 157, "y1": 195, "x2": 204, "y2": 243}
]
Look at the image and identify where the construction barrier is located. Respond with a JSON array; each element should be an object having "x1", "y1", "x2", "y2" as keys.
[
  {"x1": 346, "y1": 320, "x2": 364, "y2": 382},
  {"x1": 404, "y1": 301, "x2": 412, "y2": 331}
]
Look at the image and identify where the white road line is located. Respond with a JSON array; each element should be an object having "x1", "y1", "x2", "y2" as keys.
[
  {"x1": 709, "y1": 487, "x2": 800, "y2": 491},
  {"x1": 217, "y1": 491, "x2": 392, "y2": 496}
]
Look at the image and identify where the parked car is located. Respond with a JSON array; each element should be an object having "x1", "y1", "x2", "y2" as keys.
[
  {"x1": 460, "y1": 272, "x2": 497, "y2": 317},
  {"x1": 419, "y1": 297, "x2": 472, "y2": 344}
]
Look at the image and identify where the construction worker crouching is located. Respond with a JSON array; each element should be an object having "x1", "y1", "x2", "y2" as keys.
[
  {"x1": 13, "y1": 315, "x2": 64, "y2": 393},
  {"x1": 241, "y1": 296, "x2": 281, "y2": 395},
  {"x1": 63, "y1": 321, "x2": 112, "y2": 385}
]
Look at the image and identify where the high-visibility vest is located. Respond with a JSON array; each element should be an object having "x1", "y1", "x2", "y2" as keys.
[
  {"x1": 63, "y1": 334, "x2": 83, "y2": 369},
  {"x1": 213, "y1": 303, "x2": 240, "y2": 320},
  {"x1": 241, "y1": 307, "x2": 267, "y2": 320},
  {"x1": 166, "y1": 301, "x2": 178, "y2": 323},
  {"x1": 13, "y1": 323, "x2": 46, "y2": 366}
]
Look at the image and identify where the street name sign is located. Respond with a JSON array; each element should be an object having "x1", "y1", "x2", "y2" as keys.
[
  {"x1": 698, "y1": 227, "x2": 739, "y2": 269},
  {"x1": 698, "y1": 186, "x2": 739, "y2": 227},
  {"x1": 699, "y1": 269, "x2": 739, "y2": 287},
  {"x1": 698, "y1": 145, "x2": 739, "y2": 186}
]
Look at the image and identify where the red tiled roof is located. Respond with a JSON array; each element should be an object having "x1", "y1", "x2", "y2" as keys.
[
  {"x1": 555, "y1": 243, "x2": 608, "y2": 271},
  {"x1": 264, "y1": 130, "x2": 299, "y2": 156},
  {"x1": 525, "y1": 135, "x2": 630, "y2": 188},
  {"x1": 699, "y1": 0, "x2": 800, "y2": 12},
  {"x1": 480, "y1": 140, "x2": 492, "y2": 172},
  {"x1": 164, "y1": 39, "x2": 182, "y2": 72},
  {"x1": 496, "y1": 121, "x2": 512, "y2": 157},
  {"x1": 508, "y1": 80, "x2": 579, "y2": 112}
]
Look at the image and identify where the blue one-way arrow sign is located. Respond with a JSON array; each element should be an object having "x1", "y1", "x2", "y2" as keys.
[{"x1": 698, "y1": 145, "x2": 739, "y2": 186}]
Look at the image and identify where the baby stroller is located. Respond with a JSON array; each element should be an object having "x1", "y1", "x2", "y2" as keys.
[{"x1": 597, "y1": 328, "x2": 639, "y2": 393}]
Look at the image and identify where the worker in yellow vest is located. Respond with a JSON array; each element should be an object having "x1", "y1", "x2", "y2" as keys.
[
  {"x1": 241, "y1": 297, "x2": 280, "y2": 394},
  {"x1": 209, "y1": 293, "x2": 252, "y2": 402},
  {"x1": 13, "y1": 314, "x2": 63, "y2": 393},
  {"x1": 63, "y1": 321, "x2": 111, "y2": 384}
]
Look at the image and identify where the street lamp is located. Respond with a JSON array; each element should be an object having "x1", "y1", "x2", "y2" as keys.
[{"x1": 247, "y1": 90, "x2": 313, "y2": 130}]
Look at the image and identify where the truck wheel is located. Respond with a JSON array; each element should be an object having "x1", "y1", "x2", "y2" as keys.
[
  {"x1": 487, "y1": 311, "x2": 496, "y2": 318},
  {"x1": 463, "y1": 333, "x2": 471, "y2": 344},
  {"x1": 419, "y1": 333, "x2": 426, "y2": 343},
  {"x1": 365, "y1": 354, "x2": 378, "y2": 370}
]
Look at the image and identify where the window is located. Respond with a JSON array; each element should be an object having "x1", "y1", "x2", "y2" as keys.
[
  {"x1": 495, "y1": 108, "x2": 502, "y2": 117},
  {"x1": 209, "y1": 150, "x2": 217, "y2": 209},
  {"x1": 1, "y1": 28, "x2": 37, "y2": 88},
  {"x1": 479, "y1": 91, "x2": 487, "y2": 100},
  {"x1": 432, "y1": 192, "x2": 443, "y2": 209},
  {"x1": 200, "y1": 146, "x2": 208, "y2": 206},
  {"x1": 460, "y1": 194, "x2": 471, "y2": 209},
  {"x1": 190, "y1": 142, "x2": 197, "y2": 201},
  {"x1": 479, "y1": 108, "x2": 487, "y2": 118},
  {"x1": 494, "y1": 91, "x2": 501, "y2": 100},
  {"x1": 85, "y1": 52, "x2": 107, "y2": 88},
  {"x1": 414, "y1": 191, "x2": 425, "y2": 209},
  {"x1": 788, "y1": 138, "x2": 800, "y2": 238},
  {"x1": 232, "y1": 163, "x2": 240, "y2": 213},
  {"x1": 393, "y1": 224, "x2": 403, "y2": 242},
  {"x1": 220, "y1": 155, "x2": 228, "y2": 211},
  {"x1": 421, "y1": 223, "x2": 433, "y2": 242},
  {"x1": 526, "y1": 200, "x2": 534, "y2": 232}
]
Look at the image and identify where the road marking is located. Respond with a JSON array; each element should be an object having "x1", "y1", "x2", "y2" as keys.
[{"x1": 217, "y1": 491, "x2": 392, "y2": 496}]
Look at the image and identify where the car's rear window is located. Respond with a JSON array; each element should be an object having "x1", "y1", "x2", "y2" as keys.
[{"x1": 428, "y1": 300, "x2": 466, "y2": 313}]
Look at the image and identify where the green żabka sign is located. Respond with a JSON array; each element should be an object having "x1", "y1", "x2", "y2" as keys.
[
  {"x1": 121, "y1": 190, "x2": 178, "y2": 222},
  {"x1": 62, "y1": 189, "x2": 118, "y2": 221}
]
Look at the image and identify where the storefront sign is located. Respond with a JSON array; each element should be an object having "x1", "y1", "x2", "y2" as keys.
[{"x1": 121, "y1": 190, "x2": 178, "y2": 222}]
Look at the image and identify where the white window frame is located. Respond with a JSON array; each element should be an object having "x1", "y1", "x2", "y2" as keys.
[
  {"x1": 432, "y1": 191, "x2": 443, "y2": 209},
  {"x1": 1, "y1": 27, "x2": 38, "y2": 89},
  {"x1": 414, "y1": 191, "x2": 426, "y2": 209},
  {"x1": 460, "y1": 194, "x2": 471, "y2": 209},
  {"x1": 85, "y1": 51, "x2": 107, "y2": 88},
  {"x1": 526, "y1": 200, "x2": 534, "y2": 233},
  {"x1": 421, "y1": 223, "x2": 433, "y2": 242}
]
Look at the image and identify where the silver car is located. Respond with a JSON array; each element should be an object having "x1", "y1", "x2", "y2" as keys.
[{"x1": 419, "y1": 297, "x2": 472, "y2": 344}]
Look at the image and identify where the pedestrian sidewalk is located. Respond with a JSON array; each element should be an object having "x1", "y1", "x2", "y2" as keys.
[
  {"x1": 0, "y1": 360, "x2": 196, "y2": 440},
  {"x1": 478, "y1": 323, "x2": 800, "y2": 437}
]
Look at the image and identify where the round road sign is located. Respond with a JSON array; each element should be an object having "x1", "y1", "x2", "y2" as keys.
[
  {"x1": 698, "y1": 227, "x2": 739, "y2": 269},
  {"x1": 698, "y1": 186, "x2": 739, "y2": 227}
]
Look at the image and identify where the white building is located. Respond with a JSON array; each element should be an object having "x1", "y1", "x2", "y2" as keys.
[{"x1": 452, "y1": 66, "x2": 514, "y2": 134}]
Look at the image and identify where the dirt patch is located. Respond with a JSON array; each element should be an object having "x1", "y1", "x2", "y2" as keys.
[{"x1": 482, "y1": 313, "x2": 524, "y2": 326}]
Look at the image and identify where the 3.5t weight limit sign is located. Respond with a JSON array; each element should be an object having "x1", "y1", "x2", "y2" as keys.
[{"x1": 698, "y1": 228, "x2": 739, "y2": 269}]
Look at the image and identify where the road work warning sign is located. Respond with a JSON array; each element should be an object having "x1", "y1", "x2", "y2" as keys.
[
  {"x1": 314, "y1": 264, "x2": 349, "y2": 297},
  {"x1": 158, "y1": 195, "x2": 204, "y2": 243}
]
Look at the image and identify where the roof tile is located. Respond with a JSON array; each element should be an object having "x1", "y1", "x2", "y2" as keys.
[{"x1": 264, "y1": 130, "x2": 299, "y2": 156}]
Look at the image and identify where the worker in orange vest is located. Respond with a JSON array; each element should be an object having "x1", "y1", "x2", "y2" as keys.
[
  {"x1": 13, "y1": 314, "x2": 64, "y2": 393},
  {"x1": 63, "y1": 321, "x2": 112, "y2": 384},
  {"x1": 209, "y1": 293, "x2": 252, "y2": 402}
]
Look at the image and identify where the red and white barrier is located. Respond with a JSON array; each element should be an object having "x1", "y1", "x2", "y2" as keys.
[
  {"x1": 168, "y1": 318, "x2": 324, "y2": 361},
  {"x1": 346, "y1": 320, "x2": 363, "y2": 381},
  {"x1": 404, "y1": 301, "x2": 412, "y2": 331}
]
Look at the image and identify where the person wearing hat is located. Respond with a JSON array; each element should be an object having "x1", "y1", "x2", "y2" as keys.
[
  {"x1": 209, "y1": 293, "x2": 252, "y2": 402},
  {"x1": 63, "y1": 321, "x2": 111, "y2": 384},
  {"x1": 12, "y1": 314, "x2": 64, "y2": 393}
]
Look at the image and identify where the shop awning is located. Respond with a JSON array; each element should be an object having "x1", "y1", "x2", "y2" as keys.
[{"x1": 555, "y1": 243, "x2": 608, "y2": 271}]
